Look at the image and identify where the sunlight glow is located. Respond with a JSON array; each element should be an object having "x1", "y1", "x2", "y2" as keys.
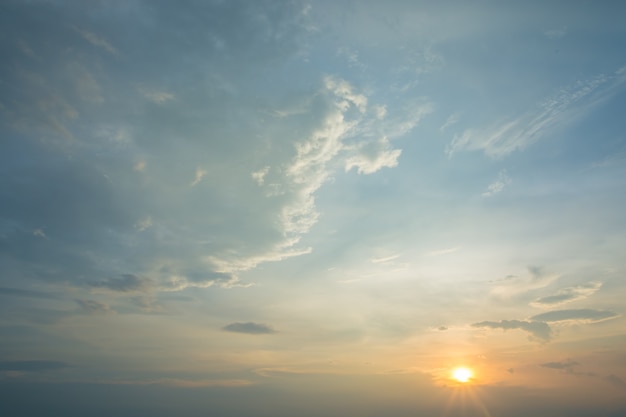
[{"x1": 452, "y1": 367, "x2": 473, "y2": 383}]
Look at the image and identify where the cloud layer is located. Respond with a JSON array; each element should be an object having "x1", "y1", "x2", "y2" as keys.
[{"x1": 222, "y1": 322, "x2": 276, "y2": 335}]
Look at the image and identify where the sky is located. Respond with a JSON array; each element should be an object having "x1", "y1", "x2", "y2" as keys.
[{"x1": 1, "y1": 1, "x2": 626, "y2": 416}]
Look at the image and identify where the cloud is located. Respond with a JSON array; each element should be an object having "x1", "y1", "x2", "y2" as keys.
[
  {"x1": 604, "y1": 374, "x2": 626, "y2": 388},
  {"x1": 133, "y1": 161, "x2": 146, "y2": 172},
  {"x1": 530, "y1": 309, "x2": 619, "y2": 323},
  {"x1": 252, "y1": 166, "x2": 270, "y2": 185},
  {"x1": 370, "y1": 254, "x2": 401, "y2": 264},
  {"x1": 540, "y1": 359, "x2": 579, "y2": 370},
  {"x1": 472, "y1": 319, "x2": 552, "y2": 342},
  {"x1": 134, "y1": 216, "x2": 153, "y2": 232},
  {"x1": 208, "y1": 76, "x2": 428, "y2": 276},
  {"x1": 482, "y1": 170, "x2": 511, "y2": 197},
  {"x1": 531, "y1": 282, "x2": 602, "y2": 308},
  {"x1": 540, "y1": 360, "x2": 626, "y2": 390},
  {"x1": 0, "y1": 287, "x2": 55, "y2": 299},
  {"x1": 424, "y1": 247, "x2": 459, "y2": 257},
  {"x1": 75, "y1": 299, "x2": 113, "y2": 315},
  {"x1": 138, "y1": 88, "x2": 175, "y2": 104},
  {"x1": 222, "y1": 322, "x2": 276, "y2": 334},
  {"x1": 92, "y1": 274, "x2": 152, "y2": 293},
  {"x1": 344, "y1": 136, "x2": 402, "y2": 174},
  {"x1": 0, "y1": 360, "x2": 69, "y2": 372},
  {"x1": 157, "y1": 272, "x2": 245, "y2": 292},
  {"x1": 544, "y1": 27, "x2": 567, "y2": 39},
  {"x1": 447, "y1": 66, "x2": 626, "y2": 158},
  {"x1": 105, "y1": 378, "x2": 253, "y2": 388},
  {"x1": 439, "y1": 113, "x2": 459, "y2": 132},
  {"x1": 492, "y1": 266, "x2": 559, "y2": 297},
  {"x1": 190, "y1": 168, "x2": 208, "y2": 187},
  {"x1": 74, "y1": 27, "x2": 117, "y2": 54}
]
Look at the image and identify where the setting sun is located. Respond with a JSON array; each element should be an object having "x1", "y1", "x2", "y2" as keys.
[{"x1": 452, "y1": 367, "x2": 473, "y2": 383}]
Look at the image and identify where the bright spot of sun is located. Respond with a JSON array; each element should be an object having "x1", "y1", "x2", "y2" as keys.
[{"x1": 452, "y1": 367, "x2": 473, "y2": 383}]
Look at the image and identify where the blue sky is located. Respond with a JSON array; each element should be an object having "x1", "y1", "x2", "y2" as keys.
[{"x1": 1, "y1": 1, "x2": 626, "y2": 415}]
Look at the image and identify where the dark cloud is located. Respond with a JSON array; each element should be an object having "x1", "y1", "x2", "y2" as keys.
[
  {"x1": 530, "y1": 309, "x2": 619, "y2": 323},
  {"x1": 541, "y1": 360, "x2": 626, "y2": 390},
  {"x1": 532, "y1": 282, "x2": 602, "y2": 307},
  {"x1": 75, "y1": 299, "x2": 112, "y2": 315},
  {"x1": 222, "y1": 322, "x2": 276, "y2": 334},
  {"x1": 92, "y1": 274, "x2": 152, "y2": 293},
  {"x1": 472, "y1": 319, "x2": 551, "y2": 342},
  {"x1": 0, "y1": 287, "x2": 54, "y2": 299},
  {"x1": 0, "y1": 360, "x2": 69, "y2": 372},
  {"x1": 534, "y1": 293, "x2": 576, "y2": 306},
  {"x1": 540, "y1": 359, "x2": 579, "y2": 370},
  {"x1": 604, "y1": 374, "x2": 626, "y2": 388}
]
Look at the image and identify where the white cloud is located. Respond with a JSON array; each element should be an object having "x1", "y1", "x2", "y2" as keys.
[
  {"x1": 446, "y1": 66, "x2": 626, "y2": 158},
  {"x1": 251, "y1": 166, "x2": 270, "y2": 185},
  {"x1": 206, "y1": 76, "x2": 428, "y2": 276},
  {"x1": 74, "y1": 27, "x2": 117, "y2": 55},
  {"x1": 371, "y1": 254, "x2": 401, "y2": 264},
  {"x1": 482, "y1": 170, "x2": 511, "y2": 197},
  {"x1": 190, "y1": 168, "x2": 207, "y2": 187},
  {"x1": 139, "y1": 87, "x2": 175, "y2": 104},
  {"x1": 134, "y1": 216, "x2": 153, "y2": 232},
  {"x1": 544, "y1": 27, "x2": 567, "y2": 39},
  {"x1": 492, "y1": 266, "x2": 559, "y2": 298},
  {"x1": 424, "y1": 247, "x2": 459, "y2": 257},
  {"x1": 345, "y1": 136, "x2": 402, "y2": 174},
  {"x1": 439, "y1": 113, "x2": 459, "y2": 132},
  {"x1": 134, "y1": 160, "x2": 146, "y2": 172},
  {"x1": 530, "y1": 308, "x2": 619, "y2": 324}
]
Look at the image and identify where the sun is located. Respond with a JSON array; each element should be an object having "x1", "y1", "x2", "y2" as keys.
[{"x1": 452, "y1": 367, "x2": 473, "y2": 383}]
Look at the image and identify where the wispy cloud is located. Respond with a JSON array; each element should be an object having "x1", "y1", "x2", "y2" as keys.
[
  {"x1": 544, "y1": 27, "x2": 567, "y2": 39},
  {"x1": 134, "y1": 216, "x2": 153, "y2": 232},
  {"x1": 190, "y1": 167, "x2": 207, "y2": 187},
  {"x1": 530, "y1": 309, "x2": 619, "y2": 324},
  {"x1": 92, "y1": 274, "x2": 152, "y2": 293},
  {"x1": 540, "y1": 359, "x2": 579, "y2": 370},
  {"x1": 370, "y1": 254, "x2": 402, "y2": 264},
  {"x1": 345, "y1": 136, "x2": 402, "y2": 174},
  {"x1": 447, "y1": 66, "x2": 626, "y2": 158},
  {"x1": 100, "y1": 377, "x2": 253, "y2": 388},
  {"x1": 75, "y1": 299, "x2": 113, "y2": 315},
  {"x1": 482, "y1": 170, "x2": 511, "y2": 197},
  {"x1": 472, "y1": 319, "x2": 552, "y2": 342},
  {"x1": 424, "y1": 247, "x2": 459, "y2": 257},
  {"x1": 0, "y1": 360, "x2": 70, "y2": 372},
  {"x1": 208, "y1": 76, "x2": 429, "y2": 276},
  {"x1": 73, "y1": 27, "x2": 117, "y2": 55},
  {"x1": 492, "y1": 266, "x2": 559, "y2": 297},
  {"x1": 222, "y1": 322, "x2": 276, "y2": 334},
  {"x1": 251, "y1": 166, "x2": 270, "y2": 185},
  {"x1": 439, "y1": 113, "x2": 459, "y2": 132},
  {"x1": 138, "y1": 87, "x2": 175, "y2": 104},
  {"x1": 531, "y1": 282, "x2": 602, "y2": 308}
]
